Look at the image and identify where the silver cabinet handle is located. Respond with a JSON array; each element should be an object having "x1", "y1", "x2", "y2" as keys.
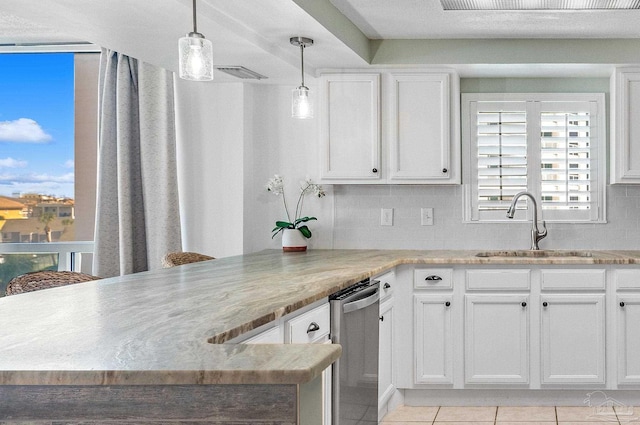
[
  {"x1": 306, "y1": 322, "x2": 320, "y2": 334},
  {"x1": 425, "y1": 275, "x2": 442, "y2": 281}
]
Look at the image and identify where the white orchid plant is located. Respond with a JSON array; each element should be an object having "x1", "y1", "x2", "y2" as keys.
[{"x1": 266, "y1": 174, "x2": 326, "y2": 239}]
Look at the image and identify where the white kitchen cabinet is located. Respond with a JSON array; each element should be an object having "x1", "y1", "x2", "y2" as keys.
[
  {"x1": 617, "y1": 295, "x2": 640, "y2": 384},
  {"x1": 377, "y1": 270, "x2": 396, "y2": 414},
  {"x1": 415, "y1": 294, "x2": 454, "y2": 384},
  {"x1": 318, "y1": 70, "x2": 459, "y2": 184},
  {"x1": 464, "y1": 295, "x2": 530, "y2": 384},
  {"x1": 388, "y1": 73, "x2": 459, "y2": 184},
  {"x1": 319, "y1": 73, "x2": 381, "y2": 182},
  {"x1": 611, "y1": 67, "x2": 640, "y2": 184},
  {"x1": 540, "y1": 294, "x2": 605, "y2": 385},
  {"x1": 285, "y1": 303, "x2": 332, "y2": 425},
  {"x1": 231, "y1": 300, "x2": 332, "y2": 425},
  {"x1": 242, "y1": 325, "x2": 282, "y2": 344},
  {"x1": 379, "y1": 297, "x2": 395, "y2": 404}
]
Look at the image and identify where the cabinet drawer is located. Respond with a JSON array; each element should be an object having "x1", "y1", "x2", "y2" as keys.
[
  {"x1": 466, "y1": 269, "x2": 530, "y2": 290},
  {"x1": 541, "y1": 269, "x2": 605, "y2": 290},
  {"x1": 377, "y1": 270, "x2": 395, "y2": 301},
  {"x1": 285, "y1": 303, "x2": 330, "y2": 343},
  {"x1": 616, "y1": 269, "x2": 640, "y2": 290},
  {"x1": 243, "y1": 326, "x2": 282, "y2": 344},
  {"x1": 414, "y1": 268, "x2": 453, "y2": 289}
]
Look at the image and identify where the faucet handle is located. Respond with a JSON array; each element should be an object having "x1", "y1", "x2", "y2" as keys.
[{"x1": 538, "y1": 220, "x2": 548, "y2": 238}]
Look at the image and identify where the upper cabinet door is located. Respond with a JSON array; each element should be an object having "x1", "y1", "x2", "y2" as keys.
[
  {"x1": 319, "y1": 74, "x2": 381, "y2": 182},
  {"x1": 388, "y1": 73, "x2": 459, "y2": 183},
  {"x1": 611, "y1": 68, "x2": 640, "y2": 184}
]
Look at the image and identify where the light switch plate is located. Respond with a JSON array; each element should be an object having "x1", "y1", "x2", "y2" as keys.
[
  {"x1": 381, "y1": 208, "x2": 394, "y2": 226},
  {"x1": 421, "y1": 208, "x2": 433, "y2": 226}
]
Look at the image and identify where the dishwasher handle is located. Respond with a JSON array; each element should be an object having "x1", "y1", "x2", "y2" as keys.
[{"x1": 343, "y1": 287, "x2": 380, "y2": 314}]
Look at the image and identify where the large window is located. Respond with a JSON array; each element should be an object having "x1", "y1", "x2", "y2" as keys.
[
  {"x1": 463, "y1": 93, "x2": 606, "y2": 223},
  {"x1": 0, "y1": 52, "x2": 99, "y2": 295}
]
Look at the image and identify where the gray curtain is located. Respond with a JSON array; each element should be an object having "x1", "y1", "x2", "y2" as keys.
[{"x1": 93, "y1": 49, "x2": 182, "y2": 278}]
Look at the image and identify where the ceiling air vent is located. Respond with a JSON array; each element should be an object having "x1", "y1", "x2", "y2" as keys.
[
  {"x1": 440, "y1": 0, "x2": 640, "y2": 9},
  {"x1": 216, "y1": 66, "x2": 267, "y2": 80}
]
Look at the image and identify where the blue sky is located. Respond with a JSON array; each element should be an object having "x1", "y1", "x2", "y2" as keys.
[{"x1": 0, "y1": 53, "x2": 75, "y2": 198}]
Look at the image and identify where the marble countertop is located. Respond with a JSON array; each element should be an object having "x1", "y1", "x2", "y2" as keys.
[{"x1": 1, "y1": 249, "x2": 639, "y2": 387}]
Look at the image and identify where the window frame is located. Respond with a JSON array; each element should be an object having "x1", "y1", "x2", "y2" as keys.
[{"x1": 462, "y1": 92, "x2": 606, "y2": 224}]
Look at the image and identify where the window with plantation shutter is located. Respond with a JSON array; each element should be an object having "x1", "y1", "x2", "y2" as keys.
[{"x1": 463, "y1": 93, "x2": 606, "y2": 223}]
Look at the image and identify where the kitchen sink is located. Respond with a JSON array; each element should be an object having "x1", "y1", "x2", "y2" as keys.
[{"x1": 475, "y1": 250, "x2": 593, "y2": 258}]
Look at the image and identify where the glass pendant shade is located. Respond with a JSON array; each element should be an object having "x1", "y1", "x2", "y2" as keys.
[
  {"x1": 292, "y1": 86, "x2": 313, "y2": 119},
  {"x1": 179, "y1": 33, "x2": 213, "y2": 81}
]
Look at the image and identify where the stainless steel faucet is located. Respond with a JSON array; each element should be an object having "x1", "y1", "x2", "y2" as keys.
[{"x1": 506, "y1": 191, "x2": 547, "y2": 250}]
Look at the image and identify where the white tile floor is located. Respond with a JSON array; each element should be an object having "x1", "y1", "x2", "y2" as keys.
[{"x1": 381, "y1": 405, "x2": 640, "y2": 424}]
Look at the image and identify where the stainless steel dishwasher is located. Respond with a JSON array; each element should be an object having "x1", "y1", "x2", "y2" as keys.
[{"x1": 330, "y1": 278, "x2": 380, "y2": 425}]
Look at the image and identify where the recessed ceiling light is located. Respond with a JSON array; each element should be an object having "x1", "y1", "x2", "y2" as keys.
[
  {"x1": 440, "y1": 0, "x2": 640, "y2": 10},
  {"x1": 216, "y1": 66, "x2": 267, "y2": 80}
]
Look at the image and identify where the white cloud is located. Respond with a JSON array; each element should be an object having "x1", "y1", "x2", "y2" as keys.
[
  {"x1": 0, "y1": 157, "x2": 27, "y2": 168},
  {"x1": 0, "y1": 172, "x2": 74, "y2": 198},
  {"x1": 0, "y1": 118, "x2": 52, "y2": 143},
  {"x1": 64, "y1": 159, "x2": 74, "y2": 169},
  {"x1": 0, "y1": 172, "x2": 74, "y2": 185}
]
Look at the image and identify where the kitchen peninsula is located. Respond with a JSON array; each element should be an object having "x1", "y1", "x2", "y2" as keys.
[{"x1": 2, "y1": 249, "x2": 640, "y2": 423}]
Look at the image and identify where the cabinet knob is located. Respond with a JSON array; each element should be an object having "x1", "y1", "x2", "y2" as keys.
[
  {"x1": 425, "y1": 275, "x2": 442, "y2": 281},
  {"x1": 442, "y1": 168, "x2": 448, "y2": 173},
  {"x1": 306, "y1": 322, "x2": 320, "y2": 334},
  {"x1": 445, "y1": 301, "x2": 451, "y2": 307},
  {"x1": 383, "y1": 282, "x2": 391, "y2": 289},
  {"x1": 521, "y1": 302, "x2": 527, "y2": 307},
  {"x1": 372, "y1": 168, "x2": 378, "y2": 173},
  {"x1": 379, "y1": 315, "x2": 384, "y2": 322},
  {"x1": 620, "y1": 301, "x2": 625, "y2": 307},
  {"x1": 543, "y1": 302, "x2": 548, "y2": 307}
]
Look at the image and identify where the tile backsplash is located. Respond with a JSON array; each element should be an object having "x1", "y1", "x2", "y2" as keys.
[{"x1": 332, "y1": 184, "x2": 640, "y2": 250}]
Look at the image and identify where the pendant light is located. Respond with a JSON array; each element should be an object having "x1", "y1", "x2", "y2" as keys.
[
  {"x1": 178, "y1": 0, "x2": 213, "y2": 81},
  {"x1": 290, "y1": 36, "x2": 314, "y2": 119}
]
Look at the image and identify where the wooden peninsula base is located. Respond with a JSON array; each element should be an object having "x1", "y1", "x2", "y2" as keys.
[{"x1": 0, "y1": 375, "x2": 323, "y2": 425}]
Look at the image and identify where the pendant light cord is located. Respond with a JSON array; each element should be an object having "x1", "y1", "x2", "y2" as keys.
[
  {"x1": 192, "y1": 0, "x2": 198, "y2": 33},
  {"x1": 299, "y1": 43, "x2": 305, "y2": 88}
]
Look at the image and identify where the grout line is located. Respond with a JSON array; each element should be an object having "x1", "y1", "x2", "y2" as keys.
[
  {"x1": 432, "y1": 405, "x2": 441, "y2": 425},
  {"x1": 555, "y1": 406, "x2": 558, "y2": 425},
  {"x1": 494, "y1": 405, "x2": 499, "y2": 425}
]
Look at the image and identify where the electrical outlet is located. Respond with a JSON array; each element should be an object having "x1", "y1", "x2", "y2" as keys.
[
  {"x1": 421, "y1": 208, "x2": 434, "y2": 226},
  {"x1": 381, "y1": 208, "x2": 394, "y2": 226}
]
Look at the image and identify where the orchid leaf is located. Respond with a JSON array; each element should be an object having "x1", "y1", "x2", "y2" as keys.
[
  {"x1": 275, "y1": 221, "x2": 294, "y2": 229},
  {"x1": 294, "y1": 216, "x2": 317, "y2": 225},
  {"x1": 298, "y1": 225, "x2": 312, "y2": 239}
]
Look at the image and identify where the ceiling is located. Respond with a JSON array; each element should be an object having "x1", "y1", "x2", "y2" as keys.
[
  {"x1": 0, "y1": 0, "x2": 638, "y2": 80},
  {"x1": 328, "y1": 0, "x2": 640, "y2": 39}
]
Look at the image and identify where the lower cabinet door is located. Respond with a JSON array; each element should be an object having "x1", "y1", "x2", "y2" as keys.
[
  {"x1": 379, "y1": 298, "x2": 395, "y2": 404},
  {"x1": 541, "y1": 294, "x2": 605, "y2": 385},
  {"x1": 617, "y1": 295, "x2": 640, "y2": 384},
  {"x1": 616, "y1": 294, "x2": 640, "y2": 384},
  {"x1": 414, "y1": 294, "x2": 453, "y2": 384},
  {"x1": 464, "y1": 295, "x2": 529, "y2": 384}
]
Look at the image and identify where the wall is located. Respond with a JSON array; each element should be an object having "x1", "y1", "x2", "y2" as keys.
[
  {"x1": 178, "y1": 76, "x2": 640, "y2": 255},
  {"x1": 331, "y1": 78, "x2": 640, "y2": 251},
  {"x1": 245, "y1": 83, "x2": 334, "y2": 252},
  {"x1": 174, "y1": 81, "x2": 246, "y2": 258},
  {"x1": 174, "y1": 79, "x2": 334, "y2": 257}
]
